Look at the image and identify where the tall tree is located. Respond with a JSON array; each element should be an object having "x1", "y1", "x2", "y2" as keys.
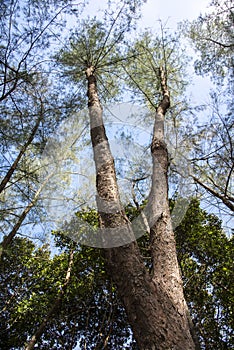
[
  {"x1": 0, "y1": 0, "x2": 86, "y2": 255},
  {"x1": 57, "y1": 13, "x2": 197, "y2": 349},
  {"x1": 181, "y1": 0, "x2": 234, "y2": 216}
]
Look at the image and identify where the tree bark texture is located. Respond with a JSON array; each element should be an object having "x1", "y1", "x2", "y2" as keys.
[{"x1": 86, "y1": 66, "x2": 197, "y2": 350}]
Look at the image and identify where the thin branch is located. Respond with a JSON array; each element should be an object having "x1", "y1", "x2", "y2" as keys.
[
  {"x1": 97, "y1": 53, "x2": 139, "y2": 69},
  {"x1": 94, "y1": 3, "x2": 126, "y2": 68},
  {"x1": 0, "y1": 3, "x2": 78, "y2": 101},
  {"x1": 225, "y1": 163, "x2": 234, "y2": 197},
  {"x1": 122, "y1": 64, "x2": 156, "y2": 109},
  {"x1": 0, "y1": 171, "x2": 54, "y2": 256},
  {"x1": 201, "y1": 37, "x2": 234, "y2": 48},
  {"x1": 192, "y1": 175, "x2": 234, "y2": 212},
  {"x1": 160, "y1": 20, "x2": 168, "y2": 80},
  {"x1": 0, "y1": 114, "x2": 42, "y2": 194},
  {"x1": 131, "y1": 180, "x2": 150, "y2": 234}
]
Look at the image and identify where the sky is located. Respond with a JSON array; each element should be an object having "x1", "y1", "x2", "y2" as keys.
[
  {"x1": 82, "y1": 0, "x2": 211, "y2": 27},
  {"x1": 139, "y1": 0, "x2": 213, "y2": 104},
  {"x1": 140, "y1": 0, "x2": 211, "y2": 27},
  {"x1": 80, "y1": 0, "x2": 213, "y2": 103}
]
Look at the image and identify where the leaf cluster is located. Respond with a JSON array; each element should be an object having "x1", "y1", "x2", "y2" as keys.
[
  {"x1": 1, "y1": 200, "x2": 233, "y2": 349},
  {"x1": 182, "y1": 0, "x2": 234, "y2": 84}
]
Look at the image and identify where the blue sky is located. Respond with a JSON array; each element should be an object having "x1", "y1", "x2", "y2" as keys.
[
  {"x1": 82, "y1": 0, "x2": 211, "y2": 27},
  {"x1": 79, "y1": 0, "x2": 212, "y2": 103},
  {"x1": 139, "y1": 0, "x2": 212, "y2": 104}
]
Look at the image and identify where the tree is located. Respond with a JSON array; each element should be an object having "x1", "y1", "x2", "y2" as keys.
[
  {"x1": 185, "y1": 97, "x2": 234, "y2": 214},
  {"x1": 0, "y1": 0, "x2": 86, "y2": 256},
  {"x1": 25, "y1": 247, "x2": 75, "y2": 350},
  {"x1": 0, "y1": 238, "x2": 53, "y2": 349},
  {"x1": 181, "y1": 0, "x2": 234, "y2": 217},
  {"x1": 174, "y1": 199, "x2": 234, "y2": 349},
  {"x1": 0, "y1": 234, "x2": 135, "y2": 350},
  {"x1": 183, "y1": 0, "x2": 233, "y2": 83},
  {"x1": 57, "y1": 14, "x2": 197, "y2": 349},
  {"x1": 1, "y1": 1, "x2": 233, "y2": 349},
  {"x1": 0, "y1": 0, "x2": 82, "y2": 102},
  {"x1": 1, "y1": 201, "x2": 232, "y2": 349}
]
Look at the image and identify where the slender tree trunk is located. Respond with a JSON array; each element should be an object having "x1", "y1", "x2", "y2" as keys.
[
  {"x1": 0, "y1": 115, "x2": 42, "y2": 194},
  {"x1": 25, "y1": 249, "x2": 74, "y2": 350},
  {"x1": 86, "y1": 66, "x2": 197, "y2": 349},
  {"x1": 0, "y1": 172, "x2": 53, "y2": 258}
]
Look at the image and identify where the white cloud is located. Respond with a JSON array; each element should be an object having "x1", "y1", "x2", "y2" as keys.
[{"x1": 140, "y1": 0, "x2": 211, "y2": 29}]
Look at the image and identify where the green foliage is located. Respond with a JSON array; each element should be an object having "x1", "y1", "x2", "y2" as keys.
[
  {"x1": 182, "y1": 0, "x2": 233, "y2": 84},
  {"x1": 56, "y1": 18, "x2": 125, "y2": 101},
  {"x1": 175, "y1": 199, "x2": 234, "y2": 349},
  {"x1": 124, "y1": 26, "x2": 190, "y2": 110},
  {"x1": 0, "y1": 235, "x2": 137, "y2": 349},
  {"x1": 0, "y1": 238, "x2": 51, "y2": 348},
  {"x1": 1, "y1": 200, "x2": 232, "y2": 349}
]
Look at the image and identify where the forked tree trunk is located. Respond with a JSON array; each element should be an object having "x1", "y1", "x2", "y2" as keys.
[{"x1": 86, "y1": 66, "x2": 197, "y2": 350}]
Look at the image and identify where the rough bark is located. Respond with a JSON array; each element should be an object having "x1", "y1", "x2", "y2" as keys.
[{"x1": 86, "y1": 65, "x2": 197, "y2": 349}]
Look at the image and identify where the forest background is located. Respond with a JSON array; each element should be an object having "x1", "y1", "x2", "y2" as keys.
[{"x1": 0, "y1": 0, "x2": 233, "y2": 349}]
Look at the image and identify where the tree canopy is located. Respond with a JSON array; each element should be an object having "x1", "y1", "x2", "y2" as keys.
[
  {"x1": 0, "y1": 0, "x2": 233, "y2": 349},
  {"x1": 0, "y1": 200, "x2": 233, "y2": 349}
]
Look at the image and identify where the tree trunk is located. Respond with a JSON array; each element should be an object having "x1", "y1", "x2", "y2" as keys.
[
  {"x1": 86, "y1": 65, "x2": 197, "y2": 349},
  {"x1": 0, "y1": 115, "x2": 42, "y2": 194},
  {"x1": 0, "y1": 172, "x2": 54, "y2": 258}
]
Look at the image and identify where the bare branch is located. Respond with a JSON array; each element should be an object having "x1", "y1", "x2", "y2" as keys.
[
  {"x1": 0, "y1": 114, "x2": 42, "y2": 194},
  {"x1": 192, "y1": 175, "x2": 234, "y2": 212}
]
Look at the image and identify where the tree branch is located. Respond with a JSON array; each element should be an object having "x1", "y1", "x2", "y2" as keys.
[
  {"x1": 192, "y1": 175, "x2": 234, "y2": 212},
  {"x1": 201, "y1": 37, "x2": 234, "y2": 48},
  {"x1": 0, "y1": 171, "x2": 54, "y2": 257},
  {"x1": 0, "y1": 114, "x2": 42, "y2": 194}
]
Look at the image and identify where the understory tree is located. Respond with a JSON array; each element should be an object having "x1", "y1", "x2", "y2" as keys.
[
  {"x1": 0, "y1": 200, "x2": 233, "y2": 349},
  {"x1": 181, "y1": 0, "x2": 234, "y2": 218},
  {"x1": 0, "y1": 0, "x2": 85, "y2": 256}
]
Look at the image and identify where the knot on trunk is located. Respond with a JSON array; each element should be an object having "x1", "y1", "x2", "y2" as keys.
[
  {"x1": 151, "y1": 138, "x2": 167, "y2": 154},
  {"x1": 85, "y1": 65, "x2": 95, "y2": 78},
  {"x1": 151, "y1": 138, "x2": 168, "y2": 173}
]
